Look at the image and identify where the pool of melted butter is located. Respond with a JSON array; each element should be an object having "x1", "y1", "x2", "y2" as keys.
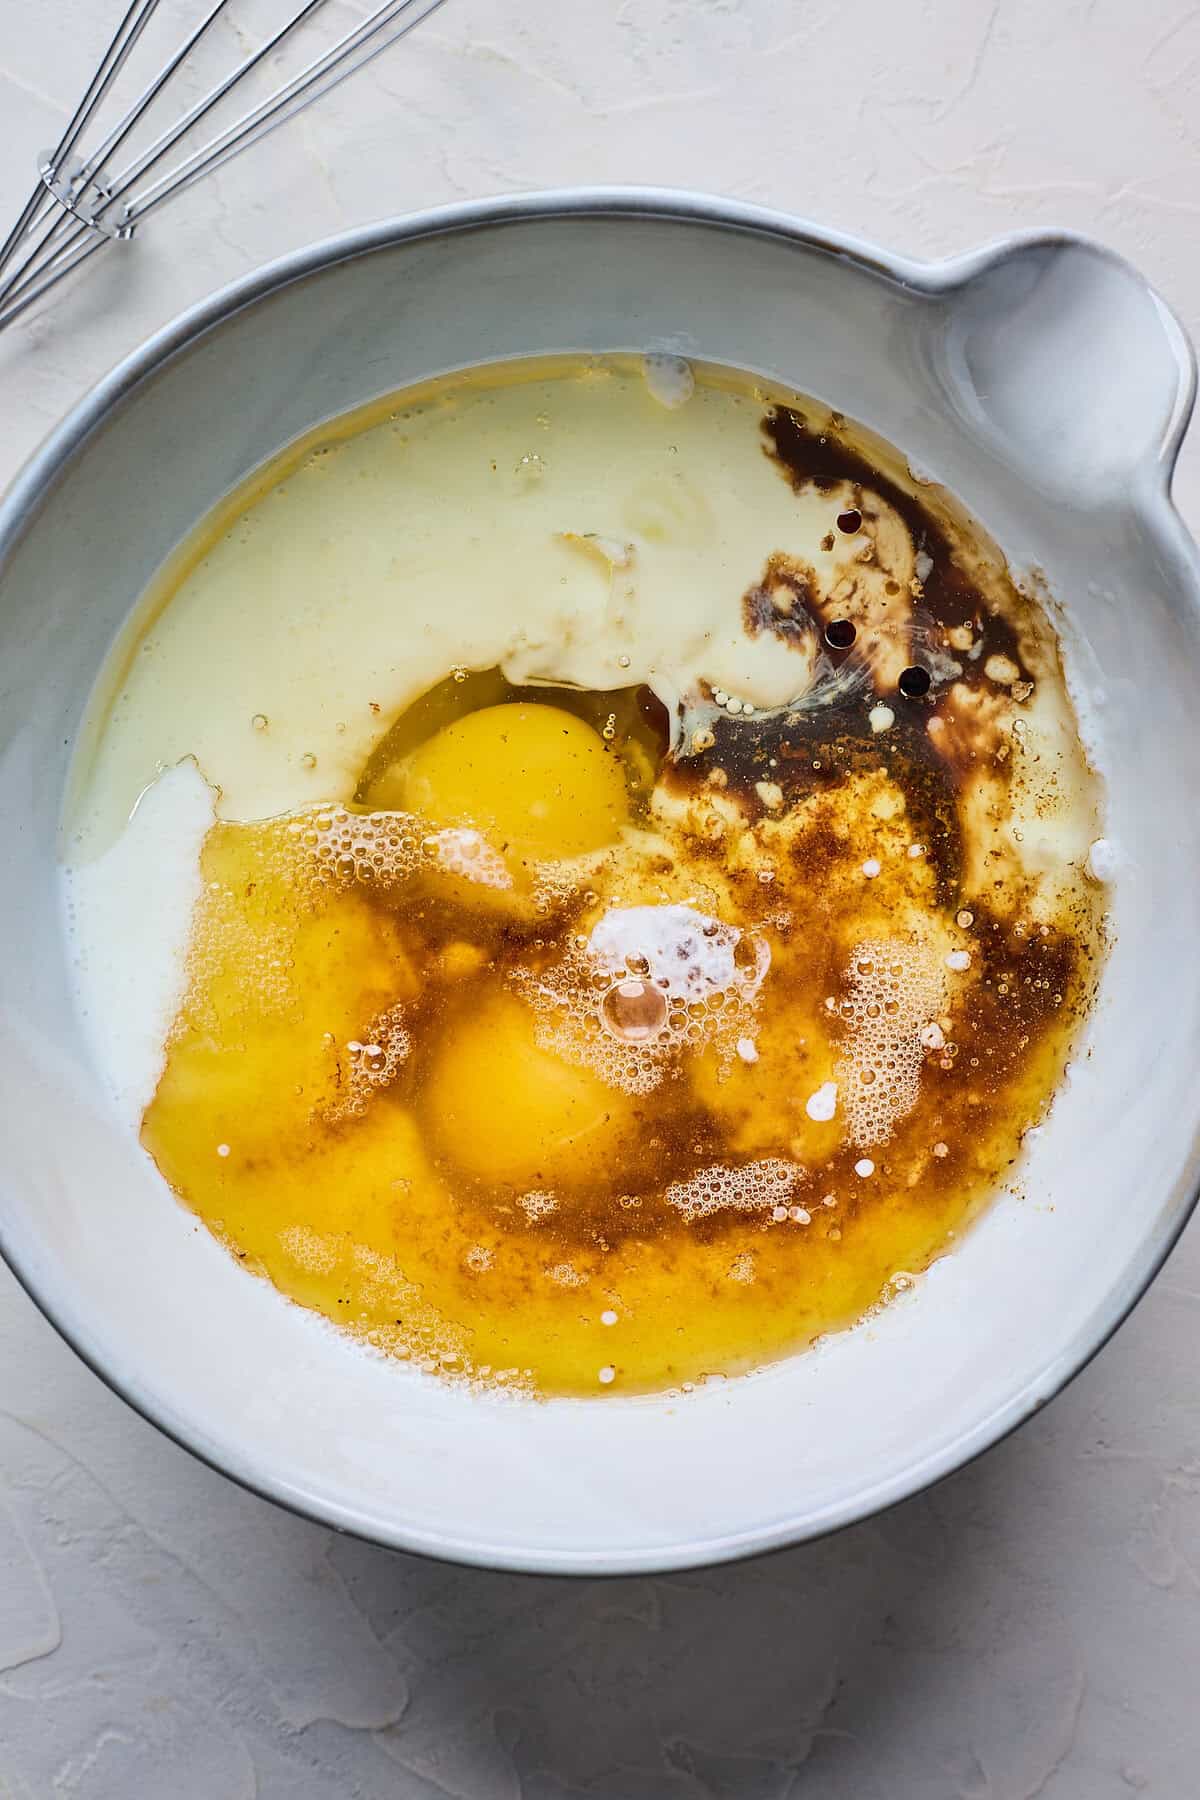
[{"x1": 79, "y1": 357, "x2": 1105, "y2": 1398}]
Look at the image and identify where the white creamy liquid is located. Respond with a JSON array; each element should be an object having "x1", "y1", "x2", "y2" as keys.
[
  {"x1": 70, "y1": 362, "x2": 911, "y2": 853},
  {"x1": 65, "y1": 759, "x2": 214, "y2": 1127}
]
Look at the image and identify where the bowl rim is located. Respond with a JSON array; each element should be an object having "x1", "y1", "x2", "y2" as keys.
[{"x1": 2, "y1": 185, "x2": 1198, "y2": 1577}]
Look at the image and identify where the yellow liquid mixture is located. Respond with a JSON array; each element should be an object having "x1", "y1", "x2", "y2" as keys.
[{"x1": 70, "y1": 358, "x2": 1106, "y2": 1397}]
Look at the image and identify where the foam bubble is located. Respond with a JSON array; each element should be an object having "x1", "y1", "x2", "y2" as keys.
[
  {"x1": 836, "y1": 938, "x2": 947, "y2": 1147},
  {"x1": 665, "y1": 1157, "x2": 802, "y2": 1222},
  {"x1": 642, "y1": 352, "x2": 695, "y2": 409},
  {"x1": 805, "y1": 1081, "x2": 838, "y2": 1122},
  {"x1": 600, "y1": 978, "x2": 669, "y2": 1043},
  {"x1": 1086, "y1": 837, "x2": 1117, "y2": 882}
]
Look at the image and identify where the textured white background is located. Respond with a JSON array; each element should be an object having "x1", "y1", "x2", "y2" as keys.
[{"x1": 3, "y1": 1, "x2": 1200, "y2": 1794}]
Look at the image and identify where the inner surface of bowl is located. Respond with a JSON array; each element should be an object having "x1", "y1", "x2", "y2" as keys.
[{"x1": 1, "y1": 197, "x2": 1198, "y2": 1572}]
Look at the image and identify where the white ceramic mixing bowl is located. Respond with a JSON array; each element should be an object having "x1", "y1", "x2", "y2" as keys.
[{"x1": 2, "y1": 191, "x2": 1198, "y2": 1574}]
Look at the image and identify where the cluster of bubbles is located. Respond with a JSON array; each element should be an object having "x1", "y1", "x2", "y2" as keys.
[
  {"x1": 519, "y1": 1190, "x2": 558, "y2": 1221},
  {"x1": 278, "y1": 1223, "x2": 339, "y2": 1275},
  {"x1": 294, "y1": 806, "x2": 578, "y2": 921},
  {"x1": 425, "y1": 826, "x2": 513, "y2": 890},
  {"x1": 834, "y1": 937, "x2": 946, "y2": 1146},
  {"x1": 546, "y1": 1262, "x2": 588, "y2": 1288},
  {"x1": 324, "y1": 1000, "x2": 411, "y2": 1122},
  {"x1": 516, "y1": 903, "x2": 771, "y2": 1096},
  {"x1": 298, "y1": 807, "x2": 509, "y2": 893},
  {"x1": 292, "y1": 806, "x2": 423, "y2": 886},
  {"x1": 352, "y1": 1242, "x2": 537, "y2": 1396},
  {"x1": 665, "y1": 1157, "x2": 803, "y2": 1223},
  {"x1": 187, "y1": 875, "x2": 293, "y2": 1025}
]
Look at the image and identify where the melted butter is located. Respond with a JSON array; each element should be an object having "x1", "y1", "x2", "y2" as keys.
[
  {"x1": 71, "y1": 357, "x2": 1108, "y2": 1398},
  {"x1": 140, "y1": 704, "x2": 1100, "y2": 1396}
]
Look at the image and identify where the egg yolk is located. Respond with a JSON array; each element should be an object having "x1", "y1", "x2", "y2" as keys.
[
  {"x1": 367, "y1": 702, "x2": 630, "y2": 866},
  {"x1": 420, "y1": 990, "x2": 646, "y2": 1192}
]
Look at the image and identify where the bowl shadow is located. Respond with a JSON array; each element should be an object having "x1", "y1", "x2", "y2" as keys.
[{"x1": 326, "y1": 1416, "x2": 1084, "y2": 1799}]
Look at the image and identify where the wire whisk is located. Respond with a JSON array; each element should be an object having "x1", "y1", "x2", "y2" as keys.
[{"x1": 0, "y1": 0, "x2": 448, "y2": 334}]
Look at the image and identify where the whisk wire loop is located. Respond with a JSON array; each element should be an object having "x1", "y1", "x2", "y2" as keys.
[{"x1": 0, "y1": 0, "x2": 448, "y2": 333}]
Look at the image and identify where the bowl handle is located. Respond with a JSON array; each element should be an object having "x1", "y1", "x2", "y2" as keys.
[{"x1": 929, "y1": 234, "x2": 1196, "y2": 502}]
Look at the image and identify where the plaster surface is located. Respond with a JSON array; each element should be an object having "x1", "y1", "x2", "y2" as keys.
[{"x1": 2, "y1": 2, "x2": 1198, "y2": 1792}]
